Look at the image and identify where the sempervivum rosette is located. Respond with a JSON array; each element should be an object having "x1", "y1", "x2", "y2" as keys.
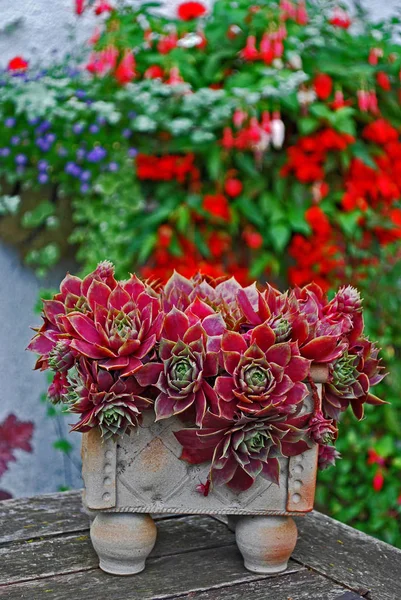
[
  {"x1": 28, "y1": 262, "x2": 163, "y2": 377},
  {"x1": 27, "y1": 261, "x2": 117, "y2": 370},
  {"x1": 136, "y1": 304, "x2": 224, "y2": 425},
  {"x1": 214, "y1": 324, "x2": 310, "y2": 419},
  {"x1": 68, "y1": 359, "x2": 152, "y2": 439},
  {"x1": 323, "y1": 340, "x2": 386, "y2": 420},
  {"x1": 175, "y1": 408, "x2": 313, "y2": 493}
]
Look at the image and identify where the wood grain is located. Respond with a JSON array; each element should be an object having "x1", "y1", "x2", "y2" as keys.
[
  {"x1": 0, "y1": 491, "x2": 88, "y2": 545},
  {"x1": 294, "y1": 511, "x2": 401, "y2": 600},
  {"x1": 0, "y1": 545, "x2": 303, "y2": 600},
  {"x1": 169, "y1": 568, "x2": 348, "y2": 600},
  {"x1": 0, "y1": 515, "x2": 235, "y2": 585}
]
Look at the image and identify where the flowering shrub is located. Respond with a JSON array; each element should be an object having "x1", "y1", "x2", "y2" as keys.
[{"x1": 28, "y1": 262, "x2": 385, "y2": 493}]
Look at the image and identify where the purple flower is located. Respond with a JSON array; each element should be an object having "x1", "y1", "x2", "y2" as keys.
[
  {"x1": 75, "y1": 90, "x2": 87, "y2": 99},
  {"x1": 89, "y1": 124, "x2": 99, "y2": 134},
  {"x1": 38, "y1": 173, "x2": 49, "y2": 184},
  {"x1": 76, "y1": 148, "x2": 86, "y2": 160},
  {"x1": 15, "y1": 154, "x2": 27, "y2": 166},
  {"x1": 87, "y1": 147, "x2": 107, "y2": 163},
  {"x1": 0, "y1": 148, "x2": 10, "y2": 157},
  {"x1": 80, "y1": 183, "x2": 90, "y2": 194},
  {"x1": 122, "y1": 128, "x2": 132, "y2": 138},
  {"x1": 96, "y1": 116, "x2": 106, "y2": 125},
  {"x1": 73, "y1": 123, "x2": 85, "y2": 135},
  {"x1": 108, "y1": 162, "x2": 119, "y2": 172},
  {"x1": 80, "y1": 170, "x2": 91, "y2": 182},
  {"x1": 28, "y1": 117, "x2": 40, "y2": 126},
  {"x1": 36, "y1": 138, "x2": 51, "y2": 152},
  {"x1": 36, "y1": 121, "x2": 51, "y2": 134},
  {"x1": 10, "y1": 136, "x2": 20, "y2": 146},
  {"x1": 5, "y1": 118, "x2": 16, "y2": 128},
  {"x1": 38, "y1": 160, "x2": 49, "y2": 171},
  {"x1": 128, "y1": 111, "x2": 137, "y2": 119},
  {"x1": 65, "y1": 162, "x2": 82, "y2": 177},
  {"x1": 46, "y1": 133, "x2": 56, "y2": 144},
  {"x1": 128, "y1": 148, "x2": 138, "y2": 158}
]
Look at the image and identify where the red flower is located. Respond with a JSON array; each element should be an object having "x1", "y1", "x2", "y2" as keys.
[
  {"x1": 373, "y1": 469, "x2": 384, "y2": 492},
  {"x1": 241, "y1": 36, "x2": 259, "y2": 61},
  {"x1": 94, "y1": 1, "x2": 113, "y2": 15},
  {"x1": 305, "y1": 206, "x2": 331, "y2": 237},
  {"x1": 144, "y1": 65, "x2": 164, "y2": 79},
  {"x1": 224, "y1": 178, "x2": 243, "y2": 198},
  {"x1": 329, "y1": 7, "x2": 351, "y2": 29},
  {"x1": 177, "y1": 1, "x2": 207, "y2": 20},
  {"x1": 203, "y1": 194, "x2": 231, "y2": 221},
  {"x1": 75, "y1": 0, "x2": 85, "y2": 15},
  {"x1": 376, "y1": 71, "x2": 391, "y2": 92},
  {"x1": 243, "y1": 229, "x2": 263, "y2": 249},
  {"x1": 313, "y1": 74, "x2": 333, "y2": 100},
  {"x1": 115, "y1": 50, "x2": 136, "y2": 85},
  {"x1": 7, "y1": 56, "x2": 28, "y2": 72},
  {"x1": 363, "y1": 119, "x2": 399, "y2": 145}
]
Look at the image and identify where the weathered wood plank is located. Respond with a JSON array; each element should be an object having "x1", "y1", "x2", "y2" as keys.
[
  {"x1": 0, "y1": 491, "x2": 88, "y2": 544},
  {"x1": 0, "y1": 515, "x2": 235, "y2": 585},
  {"x1": 0, "y1": 490, "x2": 178, "y2": 545},
  {"x1": 294, "y1": 511, "x2": 401, "y2": 600},
  {"x1": 167, "y1": 568, "x2": 348, "y2": 600},
  {"x1": 0, "y1": 545, "x2": 303, "y2": 600}
]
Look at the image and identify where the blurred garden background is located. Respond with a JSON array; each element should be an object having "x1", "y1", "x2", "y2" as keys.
[{"x1": 1, "y1": 0, "x2": 401, "y2": 548}]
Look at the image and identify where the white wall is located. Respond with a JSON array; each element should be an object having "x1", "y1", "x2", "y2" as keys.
[{"x1": 0, "y1": 0, "x2": 398, "y2": 68}]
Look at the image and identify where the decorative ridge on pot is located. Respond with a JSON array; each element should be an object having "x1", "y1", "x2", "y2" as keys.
[{"x1": 28, "y1": 261, "x2": 387, "y2": 576}]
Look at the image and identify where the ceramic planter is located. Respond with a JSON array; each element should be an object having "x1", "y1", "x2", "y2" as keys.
[{"x1": 82, "y1": 365, "x2": 327, "y2": 576}]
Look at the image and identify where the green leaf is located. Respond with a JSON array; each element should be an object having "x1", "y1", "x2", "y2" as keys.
[
  {"x1": 22, "y1": 202, "x2": 55, "y2": 228},
  {"x1": 269, "y1": 222, "x2": 291, "y2": 253},
  {"x1": 298, "y1": 117, "x2": 319, "y2": 135},
  {"x1": 53, "y1": 439, "x2": 73, "y2": 454},
  {"x1": 350, "y1": 141, "x2": 378, "y2": 170}
]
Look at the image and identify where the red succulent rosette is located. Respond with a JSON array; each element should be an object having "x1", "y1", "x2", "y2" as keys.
[
  {"x1": 28, "y1": 262, "x2": 163, "y2": 377},
  {"x1": 136, "y1": 305, "x2": 223, "y2": 425},
  {"x1": 214, "y1": 324, "x2": 310, "y2": 419},
  {"x1": 69, "y1": 358, "x2": 152, "y2": 439},
  {"x1": 175, "y1": 408, "x2": 313, "y2": 493}
]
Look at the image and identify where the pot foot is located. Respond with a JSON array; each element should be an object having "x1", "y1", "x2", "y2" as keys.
[
  {"x1": 235, "y1": 515, "x2": 297, "y2": 574},
  {"x1": 90, "y1": 512, "x2": 157, "y2": 576}
]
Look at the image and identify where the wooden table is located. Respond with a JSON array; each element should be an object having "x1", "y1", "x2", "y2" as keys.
[{"x1": 1, "y1": 490, "x2": 400, "y2": 600}]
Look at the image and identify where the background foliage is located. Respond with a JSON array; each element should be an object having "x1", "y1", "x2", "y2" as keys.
[{"x1": 1, "y1": 0, "x2": 401, "y2": 545}]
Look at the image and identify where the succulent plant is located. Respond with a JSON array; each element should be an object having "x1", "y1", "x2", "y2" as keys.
[
  {"x1": 176, "y1": 408, "x2": 313, "y2": 492},
  {"x1": 48, "y1": 371, "x2": 69, "y2": 404},
  {"x1": 307, "y1": 410, "x2": 337, "y2": 444},
  {"x1": 135, "y1": 307, "x2": 221, "y2": 425},
  {"x1": 48, "y1": 341, "x2": 76, "y2": 373},
  {"x1": 28, "y1": 262, "x2": 387, "y2": 490},
  {"x1": 318, "y1": 444, "x2": 341, "y2": 470},
  {"x1": 215, "y1": 324, "x2": 310, "y2": 419},
  {"x1": 68, "y1": 358, "x2": 152, "y2": 439},
  {"x1": 323, "y1": 340, "x2": 386, "y2": 420}
]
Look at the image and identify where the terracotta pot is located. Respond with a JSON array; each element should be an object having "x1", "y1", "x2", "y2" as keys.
[{"x1": 82, "y1": 365, "x2": 327, "y2": 576}]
